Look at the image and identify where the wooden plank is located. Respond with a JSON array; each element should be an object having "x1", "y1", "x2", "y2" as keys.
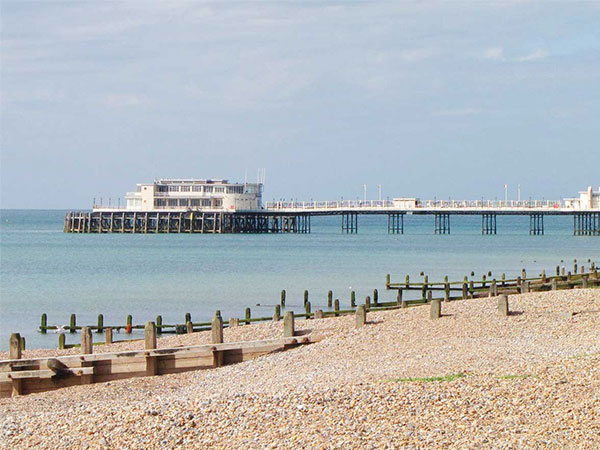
[{"x1": 0, "y1": 367, "x2": 94, "y2": 381}]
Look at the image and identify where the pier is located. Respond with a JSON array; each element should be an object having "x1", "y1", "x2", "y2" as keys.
[{"x1": 65, "y1": 201, "x2": 600, "y2": 235}]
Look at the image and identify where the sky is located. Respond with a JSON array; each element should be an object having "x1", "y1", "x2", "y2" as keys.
[{"x1": 1, "y1": 0, "x2": 599, "y2": 209}]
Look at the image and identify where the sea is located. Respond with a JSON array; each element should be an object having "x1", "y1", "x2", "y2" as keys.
[{"x1": 1, "y1": 209, "x2": 599, "y2": 350}]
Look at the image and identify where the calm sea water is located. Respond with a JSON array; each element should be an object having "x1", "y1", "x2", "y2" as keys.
[{"x1": 1, "y1": 209, "x2": 598, "y2": 350}]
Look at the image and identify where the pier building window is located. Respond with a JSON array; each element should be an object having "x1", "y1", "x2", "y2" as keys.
[
  {"x1": 191, "y1": 199, "x2": 201, "y2": 206},
  {"x1": 179, "y1": 199, "x2": 189, "y2": 207},
  {"x1": 202, "y1": 199, "x2": 211, "y2": 207},
  {"x1": 181, "y1": 186, "x2": 190, "y2": 192},
  {"x1": 215, "y1": 186, "x2": 225, "y2": 193},
  {"x1": 192, "y1": 186, "x2": 203, "y2": 192},
  {"x1": 168, "y1": 186, "x2": 180, "y2": 192},
  {"x1": 214, "y1": 199, "x2": 223, "y2": 208},
  {"x1": 204, "y1": 186, "x2": 214, "y2": 193},
  {"x1": 227, "y1": 186, "x2": 244, "y2": 194},
  {"x1": 168, "y1": 199, "x2": 178, "y2": 207},
  {"x1": 156, "y1": 185, "x2": 168, "y2": 192},
  {"x1": 155, "y1": 199, "x2": 166, "y2": 207}
]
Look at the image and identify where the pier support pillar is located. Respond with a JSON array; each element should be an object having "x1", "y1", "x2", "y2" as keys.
[
  {"x1": 434, "y1": 213, "x2": 450, "y2": 234},
  {"x1": 387, "y1": 213, "x2": 404, "y2": 234},
  {"x1": 481, "y1": 213, "x2": 497, "y2": 235},
  {"x1": 529, "y1": 213, "x2": 544, "y2": 235},
  {"x1": 341, "y1": 213, "x2": 358, "y2": 234}
]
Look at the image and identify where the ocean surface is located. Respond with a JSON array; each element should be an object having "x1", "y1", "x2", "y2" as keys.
[{"x1": 1, "y1": 209, "x2": 599, "y2": 350}]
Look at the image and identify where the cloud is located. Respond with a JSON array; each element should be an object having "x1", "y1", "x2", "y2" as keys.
[
  {"x1": 516, "y1": 49, "x2": 549, "y2": 62},
  {"x1": 433, "y1": 108, "x2": 482, "y2": 117},
  {"x1": 483, "y1": 47, "x2": 504, "y2": 61},
  {"x1": 101, "y1": 94, "x2": 145, "y2": 108}
]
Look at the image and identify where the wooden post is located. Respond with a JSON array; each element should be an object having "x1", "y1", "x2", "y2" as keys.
[
  {"x1": 58, "y1": 333, "x2": 66, "y2": 349},
  {"x1": 498, "y1": 294, "x2": 509, "y2": 316},
  {"x1": 41, "y1": 313, "x2": 47, "y2": 334},
  {"x1": 274, "y1": 305, "x2": 281, "y2": 321},
  {"x1": 401, "y1": 300, "x2": 408, "y2": 309},
  {"x1": 365, "y1": 296, "x2": 371, "y2": 309},
  {"x1": 9, "y1": 333, "x2": 23, "y2": 396},
  {"x1": 462, "y1": 283, "x2": 468, "y2": 299},
  {"x1": 430, "y1": 300, "x2": 441, "y2": 320},
  {"x1": 520, "y1": 281, "x2": 530, "y2": 294},
  {"x1": 144, "y1": 321, "x2": 158, "y2": 376},
  {"x1": 229, "y1": 317, "x2": 239, "y2": 327},
  {"x1": 20, "y1": 337, "x2": 26, "y2": 351},
  {"x1": 314, "y1": 309, "x2": 324, "y2": 319},
  {"x1": 70, "y1": 313, "x2": 76, "y2": 333},
  {"x1": 305, "y1": 301, "x2": 311, "y2": 318},
  {"x1": 427, "y1": 291, "x2": 432, "y2": 303},
  {"x1": 334, "y1": 299, "x2": 340, "y2": 316},
  {"x1": 156, "y1": 315, "x2": 163, "y2": 334},
  {"x1": 373, "y1": 289, "x2": 379, "y2": 306},
  {"x1": 126, "y1": 315, "x2": 133, "y2": 334},
  {"x1": 556, "y1": 265, "x2": 560, "y2": 276},
  {"x1": 185, "y1": 312, "x2": 192, "y2": 324},
  {"x1": 386, "y1": 274, "x2": 391, "y2": 289},
  {"x1": 397, "y1": 289, "x2": 403, "y2": 305},
  {"x1": 211, "y1": 315, "x2": 224, "y2": 344},
  {"x1": 105, "y1": 327, "x2": 113, "y2": 344},
  {"x1": 81, "y1": 327, "x2": 93, "y2": 355},
  {"x1": 444, "y1": 283, "x2": 450, "y2": 302},
  {"x1": 283, "y1": 311, "x2": 294, "y2": 337},
  {"x1": 582, "y1": 275, "x2": 589, "y2": 288},
  {"x1": 186, "y1": 321, "x2": 193, "y2": 334},
  {"x1": 355, "y1": 305, "x2": 366, "y2": 328},
  {"x1": 490, "y1": 279, "x2": 497, "y2": 297},
  {"x1": 351, "y1": 291, "x2": 356, "y2": 308},
  {"x1": 551, "y1": 278, "x2": 558, "y2": 290},
  {"x1": 9, "y1": 333, "x2": 21, "y2": 360},
  {"x1": 281, "y1": 289, "x2": 286, "y2": 307},
  {"x1": 97, "y1": 314, "x2": 104, "y2": 334},
  {"x1": 245, "y1": 307, "x2": 251, "y2": 325},
  {"x1": 304, "y1": 290, "x2": 309, "y2": 306},
  {"x1": 327, "y1": 290, "x2": 333, "y2": 308}
]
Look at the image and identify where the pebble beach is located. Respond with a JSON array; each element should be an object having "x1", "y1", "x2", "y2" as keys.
[{"x1": 1, "y1": 288, "x2": 599, "y2": 449}]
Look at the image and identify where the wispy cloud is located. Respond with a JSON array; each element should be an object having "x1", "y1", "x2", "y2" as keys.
[
  {"x1": 483, "y1": 47, "x2": 504, "y2": 61},
  {"x1": 433, "y1": 108, "x2": 482, "y2": 117},
  {"x1": 516, "y1": 49, "x2": 548, "y2": 62}
]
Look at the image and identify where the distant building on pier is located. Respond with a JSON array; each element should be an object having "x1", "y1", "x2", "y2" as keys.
[
  {"x1": 117, "y1": 179, "x2": 263, "y2": 212},
  {"x1": 564, "y1": 186, "x2": 600, "y2": 210}
]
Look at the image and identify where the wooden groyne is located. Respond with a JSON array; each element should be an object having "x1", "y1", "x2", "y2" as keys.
[{"x1": 1, "y1": 315, "x2": 318, "y2": 398}]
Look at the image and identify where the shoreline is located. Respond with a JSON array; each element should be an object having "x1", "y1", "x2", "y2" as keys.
[{"x1": 2, "y1": 288, "x2": 600, "y2": 448}]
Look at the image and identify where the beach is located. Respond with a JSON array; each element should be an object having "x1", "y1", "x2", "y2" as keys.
[{"x1": 1, "y1": 288, "x2": 599, "y2": 449}]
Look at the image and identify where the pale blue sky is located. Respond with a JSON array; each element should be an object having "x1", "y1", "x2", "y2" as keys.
[{"x1": 1, "y1": 1, "x2": 599, "y2": 208}]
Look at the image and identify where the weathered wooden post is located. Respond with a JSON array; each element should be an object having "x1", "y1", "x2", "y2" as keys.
[
  {"x1": 522, "y1": 269, "x2": 527, "y2": 280},
  {"x1": 9, "y1": 333, "x2": 21, "y2": 360},
  {"x1": 126, "y1": 315, "x2": 133, "y2": 334},
  {"x1": 97, "y1": 314, "x2": 104, "y2": 334},
  {"x1": 365, "y1": 296, "x2": 371, "y2": 309},
  {"x1": 355, "y1": 305, "x2": 366, "y2": 328},
  {"x1": 482, "y1": 274, "x2": 487, "y2": 288},
  {"x1": 185, "y1": 312, "x2": 192, "y2": 324},
  {"x1": 521, "y1": 281, "x2": 530, "y2": 293},
  {"x1": 20, "y1": 337, "x2": 26, "y2": 351},
  {"x1": 421, "y1": 285, "x2": 427, "y2": 302},
  {"x1": 145, "y1": 321, "x2": 158, "y2": 376},
  {"x1": 314, "y1": 309, "x2": 324, "y2": 319},
  {"x1": 274, "y1": 305, "x2": 281, "y2": 321},
  {"x1": 556, "y1": 265, "x2": 560, "y2": 276},
  {"x1": 462, "y1": 282, "x2": 468, "y2": 299},
  {"x1": 373, "y1": 289, "x2": 379, "y2": 307},
  {"x1": 490, "y1": 279, "x2": 497, "y2": 297},
  {"x1": 430, "y1": 300, "x2": 441, "y2": 319},
  {"x1": 156, "y1": 315, "x2": 163, "y2": 334},
  {"x1": 401, "y1": 300, "x2": 408, "y2": 308},
  {"x1": 567, "y1": 272, "x2": 572, "y2": 281},
  {"x1": 327, "y1": 290, "x2": 333, "y2": 308},
  {"x1": 581, "y1": 266, "x2": 585, "y2": 274},
  {"x1": 582, "y1": 275, "x2": 589, "y2": 289},
  {"x1": 405, "y1": 275, "x2": 410, "y2": 285},
  {"x1": 444, "y1": 283, "x2": 450, "y2": 302},
  {"x1": 305, "y1": 301, "x2": 312, "y2": 318},
  {"x1": 351, "y1": 291, "x2": 356, "y2": 308},
  {"x1": 501, "y1": 273, "x2": 506, "y2": 286},
  {"x1": 9, "y1": 333, "x2": 22, "y2": 396},
  {"x1": 281, "y1": 289, "x2": 286, "y2": 307},
  {"x1": 229, "y1": 317, "x2": 239, "y2": 327},
  {"x1": 397, "y1": 289, "x2": 403, "y2": 305},
  {"x1": 186, "y1": 321, "x2": 193, "y2": 334},
  {"x1": 41, "y1": 313, "x2": 47, "y2": 334},
  {"x1": 427, "y1": 291, "x2": 433, "y2": 303},
  {"x1": 304, "y1": 290, "x2": 309, "y2": 306},
  {"x1": 551, "y1": 278, "x2": 558, "y2": 290},
  {"x1": 58, "y1": 333, "x2": 66, "y2": 350},
  {"x1": 105, "y1": 327, "x2": 113, "y2": 344},
  {"x1": 386, "y1": 274, "x2": 391, "y2": 289},
  {"x1": 245, "y1": 307, "x2": 251, "y2": 325},
  {"x1": 334, "y1": 299, "x2": 340, "y2": 316},
  {"x1": 573, "y1": 260, "x2": 578, "y2": 274},
  {"x1": 468, "y1": 280, "x2": 474, "y2": 298},
  {"x1": 498, "y1": 294, "x2": 509, "y2": 316},
  {"x1": 81, "y1": 327, "x2": 93, "y2": 355},
  {"x1": 283, "y1": 311, "x2": 294, "y2": 337},
  {"x1": 70, "y1": 313, "x2": 76, "y2": 333},
  {"x1": 541, "y1": 270, "x2": 547, "y2": 283},
  {"x1": 561, "y1": 267, "x2": 565, "y2": 276},
  {"x1": 211, "y1": 314, "x2": 224, "y2": 344}
]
